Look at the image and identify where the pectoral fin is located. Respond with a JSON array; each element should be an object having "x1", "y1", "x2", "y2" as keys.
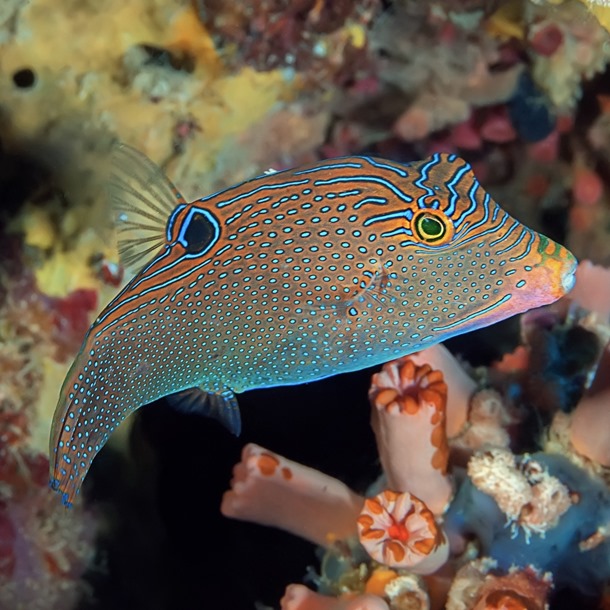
[
  {"x1": 167, "y1": 387, "x2": 241, "y2": 435},
  {"x1": 107, "y1": 142, "x2": 186, "y2": 275}
]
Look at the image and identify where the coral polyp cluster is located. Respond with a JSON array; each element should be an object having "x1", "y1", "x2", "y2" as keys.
[{"x1": 221, "y1": 262, "x2": 610, "y2": 609}]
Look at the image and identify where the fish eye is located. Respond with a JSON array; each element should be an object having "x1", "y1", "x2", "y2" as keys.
[
  {"x1": 178, "y1": 208, "x2": 220, "y2": 255},
  {"x1": 413, "y1": 211, "x2": 450, "y2": 244}
]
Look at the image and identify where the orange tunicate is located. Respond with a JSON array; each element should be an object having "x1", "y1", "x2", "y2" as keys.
[{"x1": 365, "y1": 568, "x2": 399, "y2": 596}]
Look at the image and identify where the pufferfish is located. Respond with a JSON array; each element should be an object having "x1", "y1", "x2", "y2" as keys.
[{"x1": 50, "y1": 144, "x2": 577, "y2": 505}]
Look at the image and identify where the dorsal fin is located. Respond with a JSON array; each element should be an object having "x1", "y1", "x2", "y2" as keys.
[{"x1": 107, "y1": 143, "x2": 186, "y2": 275}]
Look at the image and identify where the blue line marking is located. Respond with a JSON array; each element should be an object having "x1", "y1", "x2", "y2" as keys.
[
  {"x1": 509, "y1": 232, "x2": 535, "y2": 261},
  {"x1": 363, "y1": 157, "x2": 408, "y2": 178},
  {"x1": 293, "y1": 162, "x2": 363, "y2": 175},
  {"x1": 453, "y1": 192, "x2": 491, "y2": 241},
  {"x1": 489, "y1": 219, "x2": 520, "y2": 248},
  {"x1": 444, "y1": 164, "x2": 470, "y2": 216},
  {"x1": 166, "y1": 204, "x2": 186, "y2": 241},
  {"x1": 353, "y1": 196, "x2": 388, "y2": 209},
  {"x1": 454, "y1": 214, "x2": 509, "y2": 248},
  {"x1": 453, "y1": 180, "x2": 480, "y2": 228},
  {"x1": 314, "y1": 176, "x2": 413, "y2": 203},
  {"x1": 414, "y1": 154, "x2": 441, "y2": 207},
  {"x1": 216, "y1": 179, "x2": 310, "y2": 209},
  {"x1": 381, "y1": 227, "x2": 413, "y2": 238},
  {"x1": 95, "y1": 298, "x2": 158, "y2": 336},
  {"x1": 363, "y1": 209, "x2": 412, "y2": 226}
]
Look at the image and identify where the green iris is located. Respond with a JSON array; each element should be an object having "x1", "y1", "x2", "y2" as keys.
[{"x1": 416, "y1": 214, "x2": 445, "y2": 242}]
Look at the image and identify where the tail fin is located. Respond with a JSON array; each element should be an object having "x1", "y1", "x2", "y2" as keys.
[{"x1": 49, "y1": 358, "x2": 127, "y2": 506}]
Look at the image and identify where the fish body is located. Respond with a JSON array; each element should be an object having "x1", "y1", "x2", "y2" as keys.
[{"x1": 50, "y1": 146, "x2": 576, "y2": 505}]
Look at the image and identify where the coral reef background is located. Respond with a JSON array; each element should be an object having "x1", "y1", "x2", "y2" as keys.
[{"x1": 2, "y1": 0, "x2": 610, "y2": 608}]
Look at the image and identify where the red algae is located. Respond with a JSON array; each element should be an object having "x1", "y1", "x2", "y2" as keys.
[
  {"x1": 573, "y1": 166, "x2": 604, "y2": 206},
  {"x1": 529, "y1": 22, "x2": 564, "y2": 57},
  {"x1": 48, "y1": 288, "x2": 98, "y2": 363}
]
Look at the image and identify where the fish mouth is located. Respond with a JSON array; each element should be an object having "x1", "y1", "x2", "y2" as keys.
[
  {"x1": 534, "y1": 235, "x2": 577, "y2": 301},
  {"x1": 560, "y1": 253, "x2": 578, "y2": 295}
]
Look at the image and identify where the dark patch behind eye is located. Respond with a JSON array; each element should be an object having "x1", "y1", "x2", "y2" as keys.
[{"x1": 184, "y1": 213, "x2": 214, "y2": 254}]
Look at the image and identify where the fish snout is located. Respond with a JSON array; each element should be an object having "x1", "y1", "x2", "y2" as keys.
[
  {"x1": 560, "y1": 251, "x2": 578, "y2": 295},
  {"x1": 538, "y1": 237, "x2": 577, "y2": 300}
]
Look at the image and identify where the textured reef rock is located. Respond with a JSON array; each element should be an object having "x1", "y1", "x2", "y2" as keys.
[
  {"x1": 194, "y1": 0, "x2": 380, "y2": 76},
  {"x1": 0, "y1": 257, "x2": 96, "y2": 609}
]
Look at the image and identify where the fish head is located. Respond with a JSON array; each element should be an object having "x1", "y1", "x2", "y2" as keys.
[{"x1": 357, "y1": 153, "x2": 577, "y2": 342}]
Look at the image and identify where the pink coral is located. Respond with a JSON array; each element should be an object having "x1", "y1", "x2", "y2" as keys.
[
  {"x1": 570, "y1": 346, "x2": 610, "y2": 468},
  {"x1": 572, "y1": 165, "x2": 604, "y2": 206},
  {"x1": 526, "y1": 129, "x2": 559, "y2": 163},
  {"x1": 357, "y1": 490, "x2": 448, "y2": 574},
  {"x1": 451, "y1": 389, "x2": 513, "y2": 453},
  {"x1": 492, "y1": 345, "x2": 530, "y2": 373},
  {"x1": 568, "y1": 260, "x2": 610, "y2": 322},
  {"x1": 221, "y1": 443, "x2": 363, "y2": 546},
  {"x1": 410, "y1": 345, "x2": 477, "y2": 437},
  {"x1": 451, "y1": 116, "x2": 483, "y2": 151},
  {"x1": 479, "y1": 106, "x2": 517, "y2": 144},
  {"x1": 529, "y1": 22, "x2": 564, "y2": 57},
  {"x1": 281, "y1": 584, "x2": 390, "y2": 610},
  {"x1": 369, "y1": 356, "x2": 452, "y2": 514}
]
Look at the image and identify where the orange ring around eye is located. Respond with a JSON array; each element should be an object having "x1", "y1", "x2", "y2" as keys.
[{"x1": 412, "y1": 209, "x2": 453, "y2": 245}]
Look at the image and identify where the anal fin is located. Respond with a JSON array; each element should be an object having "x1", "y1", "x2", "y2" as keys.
[{"x1": 167, "y1": 387, "x2": 241, "y2": 436}]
